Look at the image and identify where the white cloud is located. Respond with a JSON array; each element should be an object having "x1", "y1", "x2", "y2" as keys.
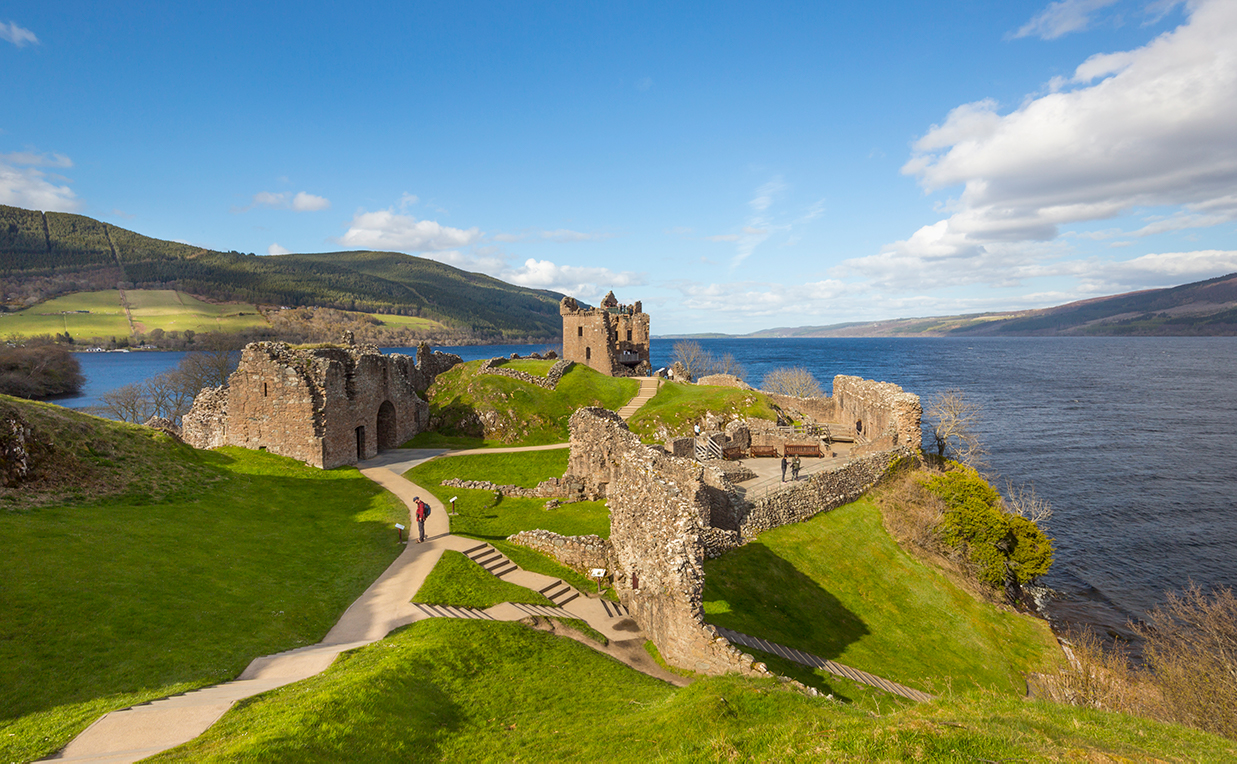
[
  {"x1": 1, "y1": 151, "x2": 72, "y2": 168},
  {"x1": 1013, "y1": 0, "x2": 1122, "y2": 40},
  {"x1": 267, "y1": 243, "x2": 291, "y2": 255},
  {"x1": 0, "y1": 155, "x2": 79, "y2": 211},
  {"x1": 0, "y1": 21, "x2": 38, "y2": 47},
  {"x1": 500, "y1": 258, "x2": 645, "y2": 300},
  {"x1": 291, "y1": 191, "x2": 329, "y2": 211},
  {"x1": 238, "y1": 190, "x2": 331, "y2": 213},
  {"x1": 875, "y1": 0, "x2": 1237, "y2": 288},
  {"x1": 336, "y1": 208, "x2": 482, "y2": 251}
]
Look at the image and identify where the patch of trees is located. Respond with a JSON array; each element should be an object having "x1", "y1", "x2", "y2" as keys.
[
  {"x1": 669, "y1": 340, "x2": 748, "y2": 381},
  {"x1": 760, "y1": 367, "x2": 824, "y2": 397},
  {"x1": 95, "y1": 341, "x2": 241, "y2": 425},
  {"x1": 0, "y1": 337, "x2": 84, "y2": 398}
]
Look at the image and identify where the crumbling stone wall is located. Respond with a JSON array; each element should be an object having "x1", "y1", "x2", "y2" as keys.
[
  {"x1": 507, "y1": 529, "x2": 612, "y2": 575},
  {"x1": 441, "y1": 476, "x2": 569, "y2": 499},
  {"x1": 478, "y1": 358, "x2": 574, "y2": 389},
  {"x1": 0, "y1": 409, "x2": 37, "y2": 487},
  {"x1": 183, "y1": 340, "x2": 461, "y2": 468},
  {"x1": 566, "y1": 408, "x2": 764, "y2": 675},
  {"x1": 560, "y1": 291, "x2": 651, "y2": 377},
  {"x1": 766, "y1": 392, "x2": 840, "y2": 424},
  {"x1": 696, "y1": 374, "x2": 753, "y2": 390},
  {"x1": 832, "y1": 375, "x2": 922, "y2": 450}
]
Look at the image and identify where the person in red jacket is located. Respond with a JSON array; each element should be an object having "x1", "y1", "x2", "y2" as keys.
[{"x1": 414, "y1": 498, "x2": 429, "y2": 543}]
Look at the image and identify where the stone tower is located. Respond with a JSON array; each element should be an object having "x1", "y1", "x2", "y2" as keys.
[{"x1": 559, "y1": 291, "x2": 651, "y2": 377}]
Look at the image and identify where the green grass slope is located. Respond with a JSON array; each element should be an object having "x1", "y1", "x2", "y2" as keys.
[
  {"x1": 146, "y1": 619, "x2": 1236, "y2": 762},
  {"x1": 703, "y1": 498, "x2": 1059, "y2": 698},
  {"x1": 419, "y1": 360, "x2": 639, "y2": 446},
  {"x1": 625, "y1": 380, "x2": 782, "y2": 441},
  {"x1": 403, "y1": 450, "x2": 610, "y2": 541},
  {"x1": 0, "y1": 401, "x2": 407, "y2": 763},
  {"x1": 412, "y1": 551, "x2": 554, "y2": 608}
]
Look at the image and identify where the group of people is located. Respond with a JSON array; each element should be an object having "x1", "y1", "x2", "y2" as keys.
[{"x1": 780, "y1": 454, "x2": 802, "y2": 482}]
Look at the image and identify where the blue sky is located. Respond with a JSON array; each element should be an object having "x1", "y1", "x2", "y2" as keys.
[{"x1": 3, "y1": 0, "x2": 1235, "y2": 333}]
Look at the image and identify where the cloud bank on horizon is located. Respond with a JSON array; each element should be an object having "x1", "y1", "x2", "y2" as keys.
[{"x1": 1, "y1": 1, "x2": 1234, "y2": 331}]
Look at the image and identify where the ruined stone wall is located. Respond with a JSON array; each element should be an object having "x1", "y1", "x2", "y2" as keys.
[
  {"x1": 478, "y1": 358, "x2": 573, "y2": 389},
  {"x1": 567, "y1": 408, "x2": 765, "y2": 676},
  {"x1": 766, "y1": 392, "x2": 840, "y2": 424},
  {"x1": 507, "y1": 529, "x2": 612, "y2": 575},
  {"x1": 440, "y1": 476, "x2": 569, "y2": 499},
  {"x1": 695, "y1": 374, "x2": 753, "y2": 390},
  {"x1": 559, "y1": 294, "x2": 650, "y2": 377},
  {"x1": 832, "y1": 375, "x2": 922, "y2": 450},
  {"x1": 183, "y1": 341, "x2": 460, "y2": 468}
]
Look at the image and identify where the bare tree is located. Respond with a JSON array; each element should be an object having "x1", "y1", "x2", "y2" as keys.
[
  {"x1": 98, "y1": 382, "x2": 154, "y2": 423},
  {"x1": 713, "y1": 352, "x2": 747, "y2": 381},
  {"x1": 926, "y1": 389, "x2": 987, "y2": 469},
  {"x1": 670, "y1": 340, "x2": 710, "y2": 381},
  {"x1": 1003, "y1": 480, "x2": 1054, "y2": 524},
  {"x1": 95, "y1": 346, "x2": 242, "y2": 425},
  {"x1": 761, "y1": 367, "x2": 824, "y2": 398}
]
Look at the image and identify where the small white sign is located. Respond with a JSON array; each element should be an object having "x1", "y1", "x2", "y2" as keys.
[
  {"x1": 590, "y1": 568, "x2": 607, "y2": 578},
  {"x1": 450, "y1": 496, "x2": 458, "y2": 502},
  {"x1": 395, "y1": 523, "x2": 406, "y2": 531}
]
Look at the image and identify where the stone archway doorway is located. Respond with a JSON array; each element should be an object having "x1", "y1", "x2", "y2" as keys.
[{"x1": 376, "y1": 400, "x2": 398, "y2": 450}]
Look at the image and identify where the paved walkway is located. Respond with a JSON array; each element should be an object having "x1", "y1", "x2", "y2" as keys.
[
  {"x1": 43, "y1": 451, "x2": 651, "y2": 764},
  {"x1": 728, "y1": 442, "x2": 855, "y2": 500}
]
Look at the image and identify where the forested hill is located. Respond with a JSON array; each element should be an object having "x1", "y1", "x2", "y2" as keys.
[{"x1": 0, "y1": 205, "x2": 564, "y2": 340}]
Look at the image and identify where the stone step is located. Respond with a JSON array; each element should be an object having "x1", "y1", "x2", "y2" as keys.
[
  {"x1": 412, "y1": 602, "x2": 495, "y2": 620},
  {"x1": 539, "y1": 580, "x2": 581, "y2": 606},
  {"x1": 599, "y1": 599, "x2": 630, "y2": 618},
  {"x1": 510, "y1": 602, "x2": 564, "y2": 618}
]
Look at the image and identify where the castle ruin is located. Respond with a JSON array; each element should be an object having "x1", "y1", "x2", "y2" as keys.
[
  {"x1": 182, "y1": 340, "x2": 461, "y2": 469},
  {"x1": 560, "y1": 291, "x2": 651, "y2": 377}
]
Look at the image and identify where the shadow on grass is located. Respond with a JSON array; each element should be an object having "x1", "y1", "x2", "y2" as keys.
[{"x1": 703, "y1": 541, "x2": 869, "y2": 662}]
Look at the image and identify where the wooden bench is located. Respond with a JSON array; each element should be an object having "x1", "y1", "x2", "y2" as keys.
[
  {"x1": 722, "y1": 446, "x2": 744, "y2": 460},
  {"x1": 750, "y1": 445, "x2": 779, "y2": 458},
  {"x1": 784, "y1": 444, "x2": 823, "y2": 458}
]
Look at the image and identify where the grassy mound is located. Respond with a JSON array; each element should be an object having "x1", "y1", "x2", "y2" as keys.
[
  {"x1": 404, "y1": 451, "x2": 610, "y2": 540},
  {"x1": 703, "y1": 497, "x2": 1059, "y2": 697},
  {"x1": 0, "y1": 395, "x2": 218, "y2": 510},
  {"x1": 413, "y1": 551, "x2": 553, "y2": 609},
  {"x1": 625, "y1": 380, "x2": 781, "y2": 441},
  {"x1": 0, "y1": 429, "x2": 406, "y2": 762},
  {"x1": 145, "y1": 619, "x2": 1235, "y2": 762},
  {"x1": 416, "y1": 360, "x2": 638, "y2": 446}
]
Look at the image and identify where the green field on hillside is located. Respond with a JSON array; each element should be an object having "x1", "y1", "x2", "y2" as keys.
[
  {"x1": 363, "y1": 311, "x2": 442, "y2": 331},
  {"x1": 0, "y1": 408, "x2": 406, "y2": 763},
  {"x1": 145, "y1": 619, "x2": 1236, "y2": 762},
  {"x1": 0, "y1": 289, "x2": 267, "y2": 339},
  {"x1": 703, "y1": 497, "x2": 1059, "y2": 697}
]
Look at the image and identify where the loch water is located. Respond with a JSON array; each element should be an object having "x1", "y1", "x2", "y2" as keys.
[{"x1": 62, "y1": 336, "x2": 1237, "y2": 641}]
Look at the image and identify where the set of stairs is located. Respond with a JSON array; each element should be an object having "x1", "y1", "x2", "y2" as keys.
[
  {"x1": 411, "y1": 603, "x2": 495, "y2": 620},
  {"x1": 617, "y1": 377, "x2": 660, "y2": 420},
  {"x1": 463, "y1": 542, "x2": 519, "y2": 578},
  {"x1": 599, "y1": 599, "x2": 630, "y2": 618},
  {"x1": 694, "y1": 437, "x2": 723, "y2": 461},
  {"x1": 538, "y1": 579, "x2": 581, "y2": 607}
]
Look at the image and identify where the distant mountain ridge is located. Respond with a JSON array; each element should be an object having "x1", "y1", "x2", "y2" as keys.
[
  {"x1": 744, "y1": 272, "x2": 1237, "y2": 338},
  {"x1": 0, "y1": 205, "x2": 564, "y2": 341}
]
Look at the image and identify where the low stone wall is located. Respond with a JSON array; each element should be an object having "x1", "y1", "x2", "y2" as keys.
[
  {"x1": 766, "y1": 392, "x2": 839, "y2": 423},
  {"x1": 479, "y1": 358, "x2": 574, "y2": 390},
  {"x1": 739, "y1": 447, "x2": 916, "y2": 536},
  {"x1": 696, "y1": 374, "x2": 753, "y2": 390},
  {"x1": 440, "y1": 476, "x2": 569, "y2": 499},
  {"x1": 507, "y1": 529, "x2": 612, "y2": 575}
]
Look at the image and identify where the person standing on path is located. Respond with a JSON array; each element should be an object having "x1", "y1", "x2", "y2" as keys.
[
  {"x1": 414, "y1": 497, "x2": 428, "y2": 543},
  {"x1": 780, "y1": 455, "x2": 788, "y2": 482},
  {"x1": 792, "y1": 455, "x2": 801, "y2": 481}
]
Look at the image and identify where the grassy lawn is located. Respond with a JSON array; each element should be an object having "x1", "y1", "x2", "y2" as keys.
[
  {"x1": 404, "y1": 451, "x2": 610, "y2": 540},
  {"x1": 146, "y1": 619, "x2": 1236, "y2": 762},
  {"x1": 703, "y1": 498, "x2": 1060, "y2": 697},
  {"x1": 626, "y1": 380, "x2": 781, "y2": 441},
  {"x1": 413, "y1": 551, "x2": 553, "y2": 608},
  {"x1": 0, "y1": 445, "x2": 407, "y2": 764},
  {"x1": 365, "y1": 311, "x2": 442, "y2": 331},
  {"x1": 425, "y1": 361, "x2": 638, "y2": 445}
]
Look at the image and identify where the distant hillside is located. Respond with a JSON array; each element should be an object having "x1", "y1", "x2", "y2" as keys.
[
  {"x1": 748, "y1": 272, "x2": 1237, "y2": 338},
  {"x1": 0, "y1": 205, "x2": 564, "y2": 341}
]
